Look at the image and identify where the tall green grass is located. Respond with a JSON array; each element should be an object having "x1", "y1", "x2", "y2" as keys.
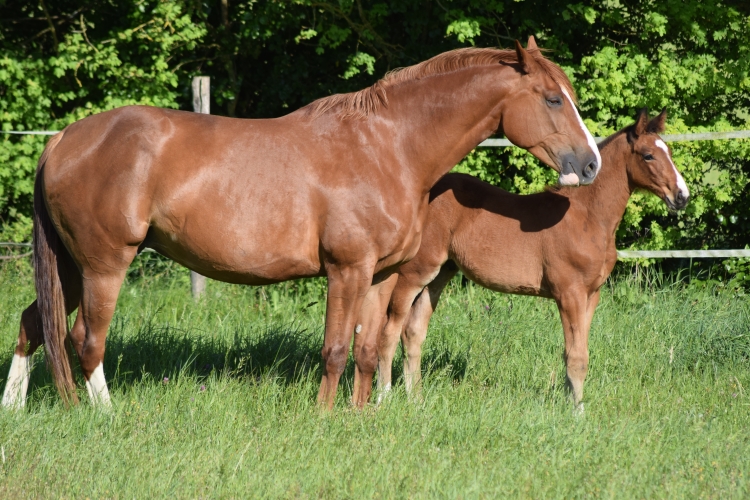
[{"x1": 0, "y1": 259, "x2": 748, "y2": 498}]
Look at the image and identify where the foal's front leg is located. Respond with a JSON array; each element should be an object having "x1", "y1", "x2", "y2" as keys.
[
  {"x1": 556, "y1": 288, "x2": 600, "y2": 410},
  {"x1": 317, "y1": 263, "x2": 374, "y2": 410}
]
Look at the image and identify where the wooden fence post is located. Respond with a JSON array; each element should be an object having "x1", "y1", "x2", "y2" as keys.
[{"x1": 190, "y1": 76, "x2": 210, "y2": 299}]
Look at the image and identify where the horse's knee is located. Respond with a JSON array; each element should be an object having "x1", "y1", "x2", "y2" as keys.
[
  {"x1": 565, "y1": 352, "x2": 589, "y2": 376},
  {"x1": 322, "y1": 344, "x2": 348, "y2": 376},
  {"x1": 17, "y1": 302, "x2": 43, "y2": 356},
  {"x1": 356, "y1": 343, "x2": 378, "y2": 376}
]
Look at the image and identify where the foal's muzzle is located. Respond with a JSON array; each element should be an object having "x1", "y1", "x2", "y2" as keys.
[
  {"x1": 666, "y1": 189, "x2": 689, "y2": 211},
  {"x1": 558, "y1": 151, "x2": 600, "y2": 187}
]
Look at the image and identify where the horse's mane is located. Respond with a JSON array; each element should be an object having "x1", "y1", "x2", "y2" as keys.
[{"x1": 307, "y1": 47, "x2": 577, "y2": 120}]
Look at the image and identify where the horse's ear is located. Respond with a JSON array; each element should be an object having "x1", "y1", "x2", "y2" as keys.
[
  {"x1": 647, "y1": 107, "x2": 667, "y2": 134},
  {"x1": 628, "y1": 107, "x2": 649, "y2": 143},
  {"x1": 515, "y1": 39, "x2": 540, "y2": 75},
  {"x1": 526, "y1": 35, "x2": 538, "y2": 51}
]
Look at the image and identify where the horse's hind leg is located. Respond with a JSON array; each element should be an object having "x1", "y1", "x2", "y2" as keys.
[
  {"x1": 2, "y1": 267, "x2": 82, "y2": 409},
  {"x1": 2, "y1": 304, "x2": 43, "y2": 408},
  {"x1": 74, "y1": 267, "x2": 133, "y2": 406}
]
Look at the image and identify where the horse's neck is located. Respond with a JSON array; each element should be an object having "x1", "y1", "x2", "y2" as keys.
[
  {"x1": 385, "y1": 67, "x2": 511, "y2": 193},
  {"x1": 568, "y1": 135, "x2": 633, "y2": 236}
]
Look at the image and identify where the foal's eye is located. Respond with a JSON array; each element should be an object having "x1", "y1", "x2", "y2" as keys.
[
  {"x1": 643, "y1": 154, "x2": 655, "y2": 161},
  {"x1": 546, "y1": 97, "x2": 563, "y2": 107}
]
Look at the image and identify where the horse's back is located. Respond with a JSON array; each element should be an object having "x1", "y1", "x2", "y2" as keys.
[{"x1": 40, "y1": 106, "x2": 327, "y2": 281}]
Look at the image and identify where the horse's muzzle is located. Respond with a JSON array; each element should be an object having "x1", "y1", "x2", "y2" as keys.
[{"x1": 558, "y1": 151, "x2": 600, "y2": 186}]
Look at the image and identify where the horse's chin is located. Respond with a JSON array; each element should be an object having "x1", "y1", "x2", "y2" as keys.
[{"x1": 557, "y1": 172, "x2": 580, "y2": 187}]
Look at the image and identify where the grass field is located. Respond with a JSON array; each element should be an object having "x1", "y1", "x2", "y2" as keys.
[{"x1": 0, "y1": 259, "x2": 749, "y2": 498}]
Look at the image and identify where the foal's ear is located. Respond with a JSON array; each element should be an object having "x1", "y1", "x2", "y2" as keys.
[
  {"x1": 515, "y1": 39, "x2": 540, "y2": 75},
  {"x1": 628, "y1": 107, "x2": 650, "y2": 144},
  {"x1": 526, "y1": 35, "x2": 539, "y2": 51},
  {"x1": 647, "y1": 107, "x2": 667, "y2": 134}
]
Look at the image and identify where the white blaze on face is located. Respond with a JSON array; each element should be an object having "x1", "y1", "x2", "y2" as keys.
[
  {"x1": 1, "y1": 354, "x2": 31, "y2": 409},
  {"x1": 655, "y1": 139, "x2": 689, "y2": 200},
  {"x1": 561, "y1": 88, "x2": 602, "y2": 176},
  {"x1": 85, "y1": 362, "x2": 112, "y2": 406}
]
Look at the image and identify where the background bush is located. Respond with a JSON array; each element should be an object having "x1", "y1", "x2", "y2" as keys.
[{"x1": 1, "y1": 0, "x2": 749, "y2": 254}]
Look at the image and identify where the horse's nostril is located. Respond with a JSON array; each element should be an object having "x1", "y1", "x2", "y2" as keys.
[
  {"x1": 676, "y1": 191, "x2": 685, "y2": 203},
  {"x1": 583, "y1": 162, "x2": 595, "y2": 178}
]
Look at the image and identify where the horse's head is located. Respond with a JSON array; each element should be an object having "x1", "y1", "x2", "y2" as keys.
[
  {"x1": 500, "y1": 37, "x2": 600, "y2": 187},
  {"x1": 625, "y1": 108, "x2": 689, "y2": 210}
]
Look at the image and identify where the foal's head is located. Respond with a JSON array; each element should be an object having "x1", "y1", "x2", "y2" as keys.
[
  {"x1": 500, "y1": 37, "x2": 601, "y2": 187},
  {"x1": 623, "y1": 108, "x2": 689, "y2": 210}
]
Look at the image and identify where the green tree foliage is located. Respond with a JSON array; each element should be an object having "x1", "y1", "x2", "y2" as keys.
[{"x1": 1, "y1": 0, "x2": 749, "y2": 253}]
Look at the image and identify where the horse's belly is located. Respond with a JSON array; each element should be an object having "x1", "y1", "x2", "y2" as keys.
[{"x1": 146, "y1": 225, "x2": 322, "y2": 285}]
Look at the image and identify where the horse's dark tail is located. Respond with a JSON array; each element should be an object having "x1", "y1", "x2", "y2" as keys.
[{"x1": 33, "y1": 132, "x2": 79, "y2": 405}]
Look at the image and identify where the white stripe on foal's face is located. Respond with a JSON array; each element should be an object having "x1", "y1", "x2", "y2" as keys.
[
  {"x1": 1, "y1": 354, "x2": 31, "y2": 409},
  {"x1": 654, "y1": 139, "x2": 689, "y2": 201},
  {"x1": 561, "y1": 88, "x2": 602, "y2": 176}
]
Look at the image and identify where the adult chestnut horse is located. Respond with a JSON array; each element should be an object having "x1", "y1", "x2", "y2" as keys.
[
  {"x1": 2, "y1": 38, "x2": 601, "y2": 409},
  {"x1": 374, "y1": 109, "x2": 688, "y2": 410}
]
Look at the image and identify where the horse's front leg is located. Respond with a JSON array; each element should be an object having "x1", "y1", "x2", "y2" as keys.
[
  {"x1": 317, "y1": 262, "x2": 375, "y2": 410},
  {"x1": 556, "y1": 287, "x2": 600, "y2": 411},
  {"x1": 352, "y1": 273, "x2": 399, "y2": 407}
]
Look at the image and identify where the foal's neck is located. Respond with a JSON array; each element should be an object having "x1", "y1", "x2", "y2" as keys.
[{"x1": 566, "y1": 132, "x2": 633, "y2": 234}]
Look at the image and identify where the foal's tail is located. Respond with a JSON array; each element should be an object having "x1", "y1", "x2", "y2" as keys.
[{"x1": 33, "y1": 132, "x2": 79, "y2": 405}]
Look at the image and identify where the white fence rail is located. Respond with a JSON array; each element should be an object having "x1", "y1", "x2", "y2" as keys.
[{"x1": 479, "y1": 129, "x2": 750, "y2": 147}]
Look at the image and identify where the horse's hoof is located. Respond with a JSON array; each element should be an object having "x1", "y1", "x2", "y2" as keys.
[{"x1": 573, "y1": 402, "x2": 585, "y2": 417}]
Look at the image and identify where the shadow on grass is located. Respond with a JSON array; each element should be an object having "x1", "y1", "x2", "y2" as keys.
[
  {"x1": 0, "y1": 318, "x2": 472, "y2": 401},
  {"x1": 103, "y1": 319, "x2": 327, "y2": 388}
]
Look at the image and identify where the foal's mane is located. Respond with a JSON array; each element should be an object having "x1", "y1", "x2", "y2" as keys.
[{"x1": 307, "y1": 47, "x2": 576, "y2": 119}]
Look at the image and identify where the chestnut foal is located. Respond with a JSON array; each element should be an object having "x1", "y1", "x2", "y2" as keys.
[{"x1": 375, "y1": 109, "x2": 689, "y2": 409}]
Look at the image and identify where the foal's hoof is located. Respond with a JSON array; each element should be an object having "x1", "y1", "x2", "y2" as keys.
[{"x1": 376, "y1": 384, "x2": 392, "y2": 406}]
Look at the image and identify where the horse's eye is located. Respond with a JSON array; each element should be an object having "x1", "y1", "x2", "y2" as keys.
[
  {"x1": 643, "y1": 154, "x2": 655, "y2": 161},
  {"x1": 546, "y1": 97, "x2": 563, "y2": 107}
]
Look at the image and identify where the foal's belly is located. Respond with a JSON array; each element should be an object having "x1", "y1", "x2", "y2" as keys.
[{"x1": 457, "y1": 249, "x2": 548, "y2": 298}]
